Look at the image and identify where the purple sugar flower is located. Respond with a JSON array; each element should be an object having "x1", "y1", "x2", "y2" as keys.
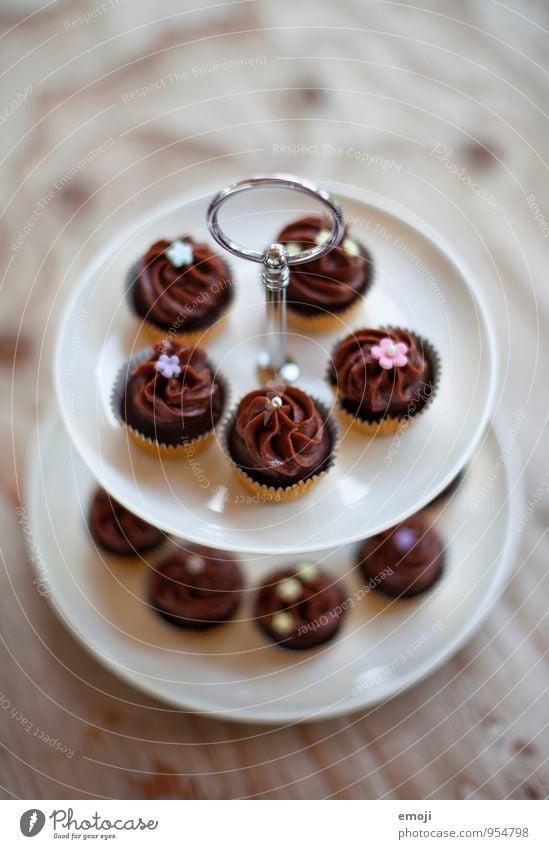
[{"x1": 155, "y1": 353, "x2": 181, "y2": 378}]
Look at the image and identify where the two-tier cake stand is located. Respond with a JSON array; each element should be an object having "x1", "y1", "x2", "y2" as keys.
[{"x1": 26, "y1": 175, "x2": 521, "y2": 723}]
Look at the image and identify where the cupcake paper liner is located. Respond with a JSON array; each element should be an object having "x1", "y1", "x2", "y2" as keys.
[
  {"x1": 326, "y1": 328, "x2": 441, "y2": 438},
  {"x1": 221, "y1": 395, "x2": 339, "y2": 504},
  {"x1": 285, "y1": 241, "x2": 375, "y2": 335},
  {"x1": 125, "y1": 257, "x2": 236, "y2": 347},
  {"x1": 111, "y1": 345, "x2": 230, "y2": 460}
]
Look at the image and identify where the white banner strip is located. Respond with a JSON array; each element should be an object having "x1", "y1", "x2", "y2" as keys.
[{"x1": 2, "y1": 800, "x2": 547, "y2": 846}]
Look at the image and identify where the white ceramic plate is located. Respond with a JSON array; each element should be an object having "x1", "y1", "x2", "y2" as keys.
[
  {"x1": 54, "y1": 180, "x2": 497, "y2": 554},
  {"x1": 26, "y1": 414, "x2": 519, "y2": 724}
]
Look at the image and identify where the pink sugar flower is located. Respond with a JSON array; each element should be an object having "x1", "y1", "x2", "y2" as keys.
[{"x1": 371, "y1": 337, "x2": 409, "y2": 369}]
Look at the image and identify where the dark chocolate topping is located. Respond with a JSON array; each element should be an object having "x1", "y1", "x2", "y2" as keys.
[
  {"x1": 121, "y1": 342, "x2": 224, "y2": 445},
  {"x1": 254, "y1": 566, "x2": 345, "y2": 650},
  {"x1": 358, "y1": 514, "x2": 444, "y2": 598},
  {"x1": 330, "y1": 327, "x2": 432, "y2": 419},
  {"x1": 229, "y1": 386, "x2": 333, "y2": 487},
  {"x1": 130, "y1": 236, "x2": 233, "y2": 332},
  {"x1": 89, "y1": 488, "x2": 164, "y2": 556},
  {"x1": 276, "y1": 215, "x2": 371, "y2": 315},
  {"x1": 148, "y1": 547, "x2": 243, "y2": 630}
]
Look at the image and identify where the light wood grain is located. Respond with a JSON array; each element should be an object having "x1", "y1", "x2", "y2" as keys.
[{"x1": 0, "y1": 0, "x2": 548, "y2": 799}]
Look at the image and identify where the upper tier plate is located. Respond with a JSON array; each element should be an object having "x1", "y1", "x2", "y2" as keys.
[{"x1": 55, "y1": 181, "x2": 497, "y2": 554}]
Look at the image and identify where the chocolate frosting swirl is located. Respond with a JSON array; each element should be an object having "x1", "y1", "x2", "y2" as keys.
[
  {"x1": 121, "y1": 342, "x2": 224, "y2": 445},
  {"x1": 276, "y1": 215, "x2": 371, "y2": 315},
  {"x1": 89, "y1": 488, "x2": 164, "y2": 556},
  {"x1": 229, "y1": 387, "x2": 333, "y2": 487},
  {"x1": 148, "y1": 547, "x2": 243, "y2": 630},
  {"x1": 130, "y1": 236, "x2": 233, "y2": 331},
  {"x1": 254, "y1": 567, "x2": 345, "y2": 650},
  {"x1": 331, "y1": 327, "x2": 432, "y2": 419},
  {"x1": 358, "y1": 515, "x2": 444, "y2": 598}
]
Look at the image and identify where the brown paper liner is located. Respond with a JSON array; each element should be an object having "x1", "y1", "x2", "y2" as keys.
[
  {"x1": 222, "y1": 396, "x2": 338, "y2": 504},
  {"x1": 327, "y1": 328, "x2": 441, "y2": 439},
  {"x1": 125, "y1": 258, "x2": 235, "y2": 348},
  {"x1": 111, "y1": 346, "x2": 229, "y2": 461}
]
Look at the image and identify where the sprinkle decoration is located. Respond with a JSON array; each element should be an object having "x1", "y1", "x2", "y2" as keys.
[
  {"x1": 371, "y1": 337, "x2": 409, "y2": 369},
  {"x1": 165, "y1": 240, "x2": 193, "y2": 268},
  {"x1": 277, "y1": 578, "x2": 302, "y2": 603},
  {"x1": 186, "y1": 555, "x2": 205, "y2": 574},
  {"x1": 155, "y1": 353, "x2": 181, "y2": 379},
  {"x1": 271, "y1": 611, "x2": 294, "y2": 635},
  {"x1": 285, "y1": 242, "x2": 302, "y2": 256},
  {"x1": 342, "y1": 237, "x2": 360, "y2": 257},
  {"x1": 297, "y1": 562, "x2": 319, "y2": 581},
  {"x1": 393, "y1": 527, "x2": 417, "y2": 552},
  {"x1": 314, "y1": 228, "x2": 332, "y2": 246}
]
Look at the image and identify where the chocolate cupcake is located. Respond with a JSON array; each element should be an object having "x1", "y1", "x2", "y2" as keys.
[
  {"x1": 127, "y1": 236, "x2": 234, "y2": 344},
  {"x1": 148, "y1": 546, "x2": 243, "y2": 630},
  {"x1": 357, "y1": 514, "x2": 445, "y2": 599},
  {"x1": 88, "y1": 487, "x2": 165, "y2": 557},
  {"x1": 328, "y1": 327, "x2": 439, "y2": 436},
  {"x1": 225, "y1": 386, "x2": 336, "y2": 502},
  {"x1": 114, "y1": 341, "x2": 227, "y2": 458},
  {"x1": 254, "y1": 563, "x2": 346, "y2": 650},
  {"x1": 276, "y1": 214, "x2": 373, "y2": 332}
]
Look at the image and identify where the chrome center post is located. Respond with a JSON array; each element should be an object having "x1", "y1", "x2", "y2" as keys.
[{"x1": 207, "y1": 174, "x2": 344, "y2": 384}]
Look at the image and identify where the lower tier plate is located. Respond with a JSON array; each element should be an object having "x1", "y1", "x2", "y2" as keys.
[{"x1": 26, "y1": 414, "x2": 520, "y2": 724}]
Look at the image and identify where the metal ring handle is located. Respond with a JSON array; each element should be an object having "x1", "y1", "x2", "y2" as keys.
[{"x1": 207, "y1": 174, "x2": 345, "y2": 265}]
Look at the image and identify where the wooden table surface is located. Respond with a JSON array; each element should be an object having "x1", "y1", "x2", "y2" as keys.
[{"x1": 1, "y1": 0, "x2": 548, "y2": 799}]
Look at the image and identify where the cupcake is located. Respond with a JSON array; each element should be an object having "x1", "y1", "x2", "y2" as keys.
[
  {"x1": 225, "y1": 386, "x2": 336, "y2": 502},
  {"x1": 357, "y1": 514, "x2": 445, "y2": 599},
  {"x1": 254, "y1": 563, "x2": 346, "y2": 650},
  {"x1": 276, "y1": 214, "x2": 373, "y2": 332},
  {"x1": 147, "y1": 546, "x2": 243, "y2": 630},
  {"x1": 115, "y1": 341, "x2": 226, "y2": 458},
  {"x1": 88, "y1": 487, "x2": 165, "y2": 557},
  {"x1": 328, "y1": 327, "x2": 439, "y2": 435},
  {"x1": 127, "y1": 235, "x2": 234, "y2": 344}
]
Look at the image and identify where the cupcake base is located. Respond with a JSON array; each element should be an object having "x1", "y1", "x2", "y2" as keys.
[
  {"x1": 286, "y1": 297, "x2": 365, "y2": 335},
  {"x1": 139, "y1": 311, "x2": 230, "y2": 349},
  {"x1": 232, "y1": 465, "x2": 327, "y2": 503},
  {"x1": 126, "y1": 426, "x2": 215, "y2": 459}
]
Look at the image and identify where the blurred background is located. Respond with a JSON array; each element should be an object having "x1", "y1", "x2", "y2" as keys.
[{"x1": 0, "y1": 0, "x2": 547, "y2": 799}]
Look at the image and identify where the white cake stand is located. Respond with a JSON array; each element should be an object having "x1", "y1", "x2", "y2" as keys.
[
  {"x1": 26, "y1": 414, "x2": 520, "y2": 724},
  {"x1": 54, "y1": 179, "x2": 497, "y2": 554}
]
